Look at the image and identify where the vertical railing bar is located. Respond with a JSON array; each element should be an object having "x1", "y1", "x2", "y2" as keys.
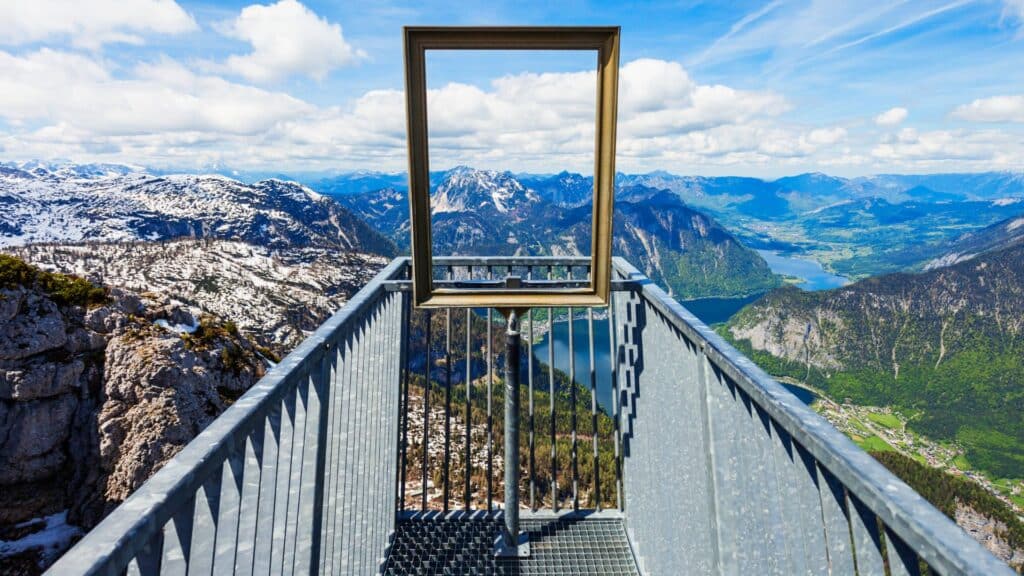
[
  {"x1": 282, "y1": 365, "x2": 312, "y2": 576},
  {"x1": 235, "y1": 420, "x2": 263, "y2": 576},
  {"x1": 443, "y1": 302, "x2": 453, "y2": 512},
  {"x1": 848, "y1": 491, "x2": 886, "y2": 576},
  {"x1": 162, "y1": 493, "x2": 195, "y2": 575},
  {"x1": 339, "y1": 318, "x2": 360, "y2": 573},
  {"x1": 588, "y1": 307, "x2": 600, "y2": 510},
  {"x1": 609, "y1": 292, "x2": 622, "y2": 511},
  {"x1": 548, "y1": 265, "x2": 557, "y2": 512},
  {"x1": 130, "y1": 523, "x2": 164, "y2": 575},
  {"x1": 486, "y1": 265, "x2": 494, "y2": 511},
  {"x1": 370, "y1": 302, "x2": 387, "y2": 571},
  {"x1": 885, "y1": 524, "x2": 923, "y2": 576},
  {"x1": 332, "y1": 329, "x2": 354, "y2": 575},
  {"x1": 373, "y1": 297, "x2": 391, "y2": 571},
  {"x1": 351, "y1": 314, "x2": 372, "y2": 574},
  {"x1": 342, "y1": 317, "x2": 367, "y2": 572},
  {"x1": 377, "y1": 296, "x2": 393, "y2": 569},
  {"x1": 376, "y1": 295, "x2": 395, "y2": 570},
  {"x1": 305, "y1": 342, "x2": 332, "y2": 574},
  {"x1": 422, "y1": 309, "x2": 432, "y2": 510},
  {"x1": 387, "y1": 293, "x2": 401, "y2": 557},
  {"x1": 318, "y1": 340, "x2": 340, "y2": 575},
  {"x1": 464, "y1": 308, "x2": 473, "y2": 510},
  {"x1": 698, "y1": 346, "x2": 727, "y2": 574},
  {"x1": 527, "y1": 267, "x2": 536, "y2": 512},
  {"x1": 569, "y1": 306, "x2": 579, "y2": 512},
  {"x1": 211, "y1": 442, "x2": 241, "y2": 576},
  {"x1": 252, "y1": 398, "x2": 281, "y2": 576},
  {"x1": 398, "y1": 287, "x2": 411, "y2": 511},
  {"x1": 361, "y1": 303, "x2": 381, "y2": 573},
  {"x1": 270, "y1": 382, "x2": 298, "y2": 576},
  {"x1": 325, "y1": 337, "x2": 349, "y2": 576}
]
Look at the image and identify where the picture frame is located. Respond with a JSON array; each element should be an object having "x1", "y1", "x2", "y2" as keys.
[{"x1": 403, "y1": 26, "x2": 620, "y2": 308}]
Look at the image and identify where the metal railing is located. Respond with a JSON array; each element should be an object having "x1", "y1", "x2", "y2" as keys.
[
  {"x1": 394, "y1": 257, "x2": 622, "y2": 515},
  {"x1": 49, "y1": 259, "x2": 407, "y2": 576},
  {"x1": 609, "y1": 257, "x2": 1013, "y2": 576},
  {"x1": 49, "y1": 256, "x2": 1014, "y2": 575}
]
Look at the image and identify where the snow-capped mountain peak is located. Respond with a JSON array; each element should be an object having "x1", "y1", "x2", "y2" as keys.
[
  {"x1": 432, "y1": 167, "x2": 539, "y2": 215},
  {"x1": 0, "y1": 163, "x2": 394, "y2": 255}
]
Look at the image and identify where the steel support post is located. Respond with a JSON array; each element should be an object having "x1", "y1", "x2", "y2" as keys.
[{"x1": 495, "y1": 296, "x2": 530, "y2": 557}]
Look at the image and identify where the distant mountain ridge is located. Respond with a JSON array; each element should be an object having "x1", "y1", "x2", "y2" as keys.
[
  {"x1": 0, "y1": 161, "x2": 396, "y2": 256},
  {"x1": 923, "y1": 213, "x2": 1024, "y2": 270},
  {"x1": 339, "y1": 167, "x2": 781, "y2": 299},
  {"x1": 312, "y1": 167, "x2": 1024, "y2": 214}
]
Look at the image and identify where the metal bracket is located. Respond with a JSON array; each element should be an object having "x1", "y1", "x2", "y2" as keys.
[{"x1": 493, "y1": 531, "x2": 531, "y2": 558}]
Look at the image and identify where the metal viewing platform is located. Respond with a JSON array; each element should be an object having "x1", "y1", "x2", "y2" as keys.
[{"x1": 49, "y1": 257, "x2": 1014, "y2": 575}]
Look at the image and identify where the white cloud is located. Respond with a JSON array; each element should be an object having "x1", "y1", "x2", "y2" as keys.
[
  {"x1": 0, "y1": 49, "x2": 1019, "y2": 175},
  {"x1": 807, "y1": 126, "x2": 847, "y2": 145},
  {"x1": 870, "y1": 127, "x2": 1023, "y2": 169},
  {"x1": 0, "y1": 50, "x2": 313, "y2": 136},
  {"x1": 874, "y1": 107, "x2": 908, "y2": 126},
  {"x1": 220, "y1": 0, "x2": 364, "y2": 83},
  {"x1": 952, "y1": 95, "x2": 1024, "y2": 123},
  {"x1": 0, "y1": 0, "x2": 196, "y2": 49},
  {"x1": 1002, "y1": 0, "x2": 1024, "y2": 33}
]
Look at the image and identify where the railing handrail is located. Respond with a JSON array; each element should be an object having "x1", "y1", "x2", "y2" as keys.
[
  {"x1": 611, "y1": 256, "x2": 1014, "y2": 575},
  {"x1": 430, "y1": 256, "x2": 591, "y2": 267},
  {"x1": 48, "y1": 258, "x2": 407, "y2": 575}
]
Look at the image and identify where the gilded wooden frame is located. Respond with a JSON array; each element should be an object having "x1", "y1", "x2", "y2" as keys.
[{"x1": 404, "y1": 26, "x2": 620, "y2": 308}]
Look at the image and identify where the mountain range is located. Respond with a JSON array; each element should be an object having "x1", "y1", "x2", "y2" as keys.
[
  {"x1": 337, "y1": 166, "x2": 781, "y2": 299},
  {"x1": 0, "y1": 162, "x2": 395, "y2": 255},
  {"x1": 313, "y1": 167, "x2": 1024, "y2": 216},
  {"x1": 0, "y1": 162, "x2": 396, "y2": 351}
]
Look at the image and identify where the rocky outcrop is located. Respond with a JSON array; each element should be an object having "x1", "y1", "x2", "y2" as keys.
[
  {"x1": 0, "y1": 256, "x2": 266, "y2": 571},
  {"x1": 955, "y1": 503, "x2": 1024, "y2": 570}
]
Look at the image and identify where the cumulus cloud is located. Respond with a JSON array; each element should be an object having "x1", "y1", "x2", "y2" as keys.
[
  {"x1": 0, "y1": 50, "x2": 312, "y2": 136},
  {"x1": 220, "y1": 0, "x2": 364, "y2": 83},
  {"x1": 952, "y1": 95, "x2": 1024, "y2": 123},
  {"x1": 417, "y1": 59, "x2": 790, "y2": 171},
  {"x1": 0, "y1": 0, "x2": 196, "y2": 49},
  {"x1": 0, "y1": 47, "x2": 1018, "y2": 174},
  {"x1": 871, "y1": 127, "x2": 1023, "y2": 169},
  {"x1": 875, "y1": 107, "x2": 908, "y2": 126}
]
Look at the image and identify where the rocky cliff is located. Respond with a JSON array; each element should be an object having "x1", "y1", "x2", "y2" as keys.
[{"x1": 0, "y1": 255, "x2": 266, "y2": 572}]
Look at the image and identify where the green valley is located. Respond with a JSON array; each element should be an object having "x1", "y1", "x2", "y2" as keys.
[{"x1": 723, "y1": 245, "x2": 1024, "y2": 480}]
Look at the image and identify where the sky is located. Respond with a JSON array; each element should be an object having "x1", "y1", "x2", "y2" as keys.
[{"x1": 1, "y1": 0, "x2": 1023, "y2": 177}]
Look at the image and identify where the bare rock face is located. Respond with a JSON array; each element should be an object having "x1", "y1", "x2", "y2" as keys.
[
  {"x1": 0, "y1": 289, "x2": 67, "y2": 360},
  {"x1": 90, "y1": 322, "x2": 261, "y2": 516},
  {"x1": 955, "y1": 503, "x2": 1024, "y2": 570},
  {"x1": 0, "y1": 259, "x2": 265, "y2": 571},
  {"x1": 0, "y1": 287, "x2": 86, "y2": 527}
]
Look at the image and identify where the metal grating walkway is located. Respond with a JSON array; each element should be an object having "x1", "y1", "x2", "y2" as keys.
[{"x1": 382, "y1": 512, "x2": 641, "y2": 575}]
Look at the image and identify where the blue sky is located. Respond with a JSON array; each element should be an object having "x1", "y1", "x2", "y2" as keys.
[{"x1": 1, "y1": 0, "x2": 1023, "y2": 176}]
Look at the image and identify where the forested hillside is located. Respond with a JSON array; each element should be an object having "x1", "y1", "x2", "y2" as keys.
[{"x1": 725, "y1": 245, "x2": 1024, "y2": 477}]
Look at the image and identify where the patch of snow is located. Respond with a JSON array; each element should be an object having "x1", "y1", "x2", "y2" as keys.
[
  {"x1": 923, "y1": 252, "x2": 974, "y2": 271},
  {"x1": 0, "y1": 511, "x2": 82, "y2": 567},
  {"x1": 1008, "y1": 217, "x2": 1024, "y2": 232},
  {"x1": 992, "y1": 197, "x2": 1023, "y2": 207},
  {"x1": 155, "y1": 318, "x2": 200, "y2": 334}
]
